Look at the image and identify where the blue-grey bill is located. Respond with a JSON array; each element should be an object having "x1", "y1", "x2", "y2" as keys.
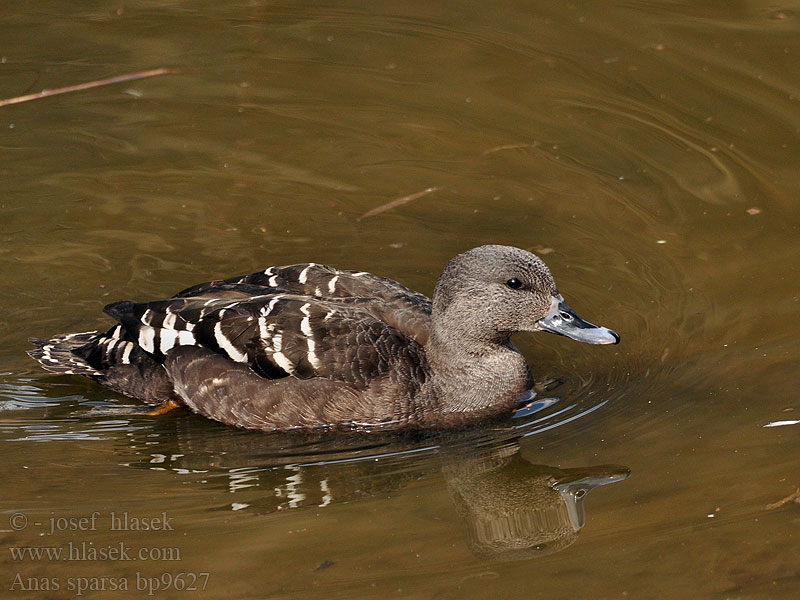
[{"x1": 537, "y1": 297, "x2": 620, "y2": 345}]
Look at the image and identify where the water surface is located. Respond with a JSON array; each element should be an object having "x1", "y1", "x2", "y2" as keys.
[{"x1": 2, "y1": 1, "x2": 799, "y2": 598}]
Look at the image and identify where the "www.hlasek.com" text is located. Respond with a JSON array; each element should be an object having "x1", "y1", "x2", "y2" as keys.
[{"x1": 10, "y1": 541, "x2": 180, "y2": 562}]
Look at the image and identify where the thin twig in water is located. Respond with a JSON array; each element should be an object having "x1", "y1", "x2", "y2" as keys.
[
  {"x1": 0, "y1": 68, "x2": 182, "y2": 108},
  {"x1": 358, "y1": 186, "x2": 439, "y2": 221},
  {"x1": 482, "y1": 143, "x2": 532, "y2": 155},
  {"x1": 764, "y1": 487, "x2": 800, "y2": 510}
]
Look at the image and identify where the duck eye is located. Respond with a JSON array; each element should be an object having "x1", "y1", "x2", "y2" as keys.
[{"x1": 506, "y1": 278, "x2": 523, "y2": 290}]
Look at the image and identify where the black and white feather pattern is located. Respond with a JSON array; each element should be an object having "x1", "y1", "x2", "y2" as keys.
[{"x1": 28, "y1": 263, "x2": 433, "y2": 418}]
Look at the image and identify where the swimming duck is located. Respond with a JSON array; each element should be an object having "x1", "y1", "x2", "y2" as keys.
[{"x1": 28, "y1": 245, "x2": 619, "y2": 432}]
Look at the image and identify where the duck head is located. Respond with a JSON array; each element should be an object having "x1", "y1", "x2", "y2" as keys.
[{"x1": 431, "y1": 245, "x2": 619, "y2": 346}]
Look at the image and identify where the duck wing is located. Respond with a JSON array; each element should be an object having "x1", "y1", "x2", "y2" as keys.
[
  {"x1": 29, "y1": 263, "x2": 433, "y2": 409},
  {"x1": 103, "y1": 292, "x2": 429, "y2": 389},
  {"x1": 174, "y1": 263, "x2": 432, "y2": 344}
]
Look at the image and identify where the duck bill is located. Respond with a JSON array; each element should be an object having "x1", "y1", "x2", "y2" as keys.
[{"x1": 536, "y1": 296, "x2": 620, "y2": 345}]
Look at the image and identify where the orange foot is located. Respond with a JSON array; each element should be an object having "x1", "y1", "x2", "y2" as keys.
[{"x1": 144, "y1": 399, "x2": 182, "y2": 416}]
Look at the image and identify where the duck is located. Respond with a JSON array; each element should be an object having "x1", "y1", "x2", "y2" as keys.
[{"x1": 28, "y1": 245, "x2": 619, "y2": 432}]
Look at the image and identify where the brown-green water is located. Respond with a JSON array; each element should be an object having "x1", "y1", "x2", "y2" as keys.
[{"x1": 2, "y1": 1, "x2": 799, "y2": 598}]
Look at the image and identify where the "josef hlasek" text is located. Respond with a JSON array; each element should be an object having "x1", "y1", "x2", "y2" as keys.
[{"x1": 45, "y1": 511, "x2": 173, "y2": 535}]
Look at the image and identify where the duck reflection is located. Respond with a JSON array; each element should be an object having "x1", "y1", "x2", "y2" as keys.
[
  {"x1": 441, "y1": 444, "x2": 628, "y2": 560},
  {"x1": 121, "y1": 415, "x2": 628, "y2": 560}
]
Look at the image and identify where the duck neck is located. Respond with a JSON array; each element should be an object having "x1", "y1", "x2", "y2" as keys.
[{"x1": 425, "y1": 322, "x2": 533, "y2": 416}]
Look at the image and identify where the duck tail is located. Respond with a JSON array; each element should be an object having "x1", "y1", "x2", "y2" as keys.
[{"x1": 27, "y1": 332, "x2": 104, "y2": 377}]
